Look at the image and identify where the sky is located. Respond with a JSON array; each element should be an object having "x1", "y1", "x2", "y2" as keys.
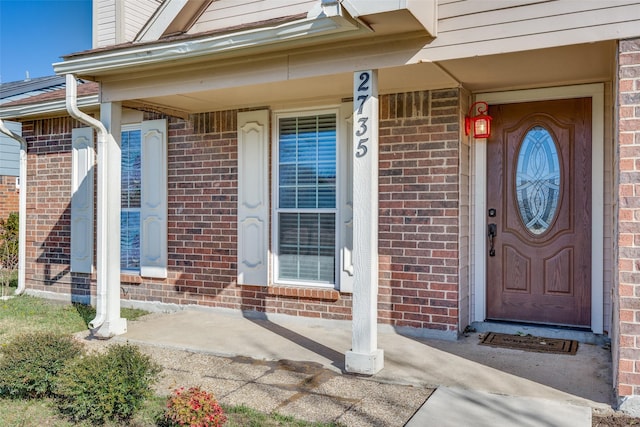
[{"x1": 0, "y1": 0, "x2": 92, "y2": 84}]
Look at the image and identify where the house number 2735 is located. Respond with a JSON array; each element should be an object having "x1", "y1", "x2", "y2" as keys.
[{"x1": 355, "y1": 71, "x2": 371, "y2": 158}]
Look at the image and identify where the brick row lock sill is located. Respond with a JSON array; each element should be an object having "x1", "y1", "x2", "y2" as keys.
[{"x1": 91, "y1": 272, "x2": 341, "y2": 302}]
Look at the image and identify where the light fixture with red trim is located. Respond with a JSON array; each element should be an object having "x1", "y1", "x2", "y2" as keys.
[{"x1": 465, "y1": 101, "x2": 492, "y2": 139}]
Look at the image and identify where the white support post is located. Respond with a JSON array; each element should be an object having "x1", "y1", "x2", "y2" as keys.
[
  {"x1": 345, "y1": 70, "x2": 384, "y2": 375},
  {"x1": 93, "y1": 102, "x2": 127, "y2": 337}
]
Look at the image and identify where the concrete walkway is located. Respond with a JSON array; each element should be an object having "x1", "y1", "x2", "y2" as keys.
[{"x1": 102, "y1": 308, "x2": 614, "y2": 426}]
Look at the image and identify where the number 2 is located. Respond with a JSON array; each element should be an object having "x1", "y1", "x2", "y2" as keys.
[{"x1": 358, "y1": 72, "x2": 370, "y2": 92}]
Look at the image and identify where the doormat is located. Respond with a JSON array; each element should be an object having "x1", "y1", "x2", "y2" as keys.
[{"x1": 479, "y1": 332, "x2": 579, "y2": 355}]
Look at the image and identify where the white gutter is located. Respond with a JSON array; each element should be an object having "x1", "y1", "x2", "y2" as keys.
[
  {"x1": 0, "y1": 119, "x2": 27, "y2": 296},
  {"x1": 0, "y1": 95, "x2": 99, "y2": 120},
  {"x1": 64, "y1": 74, "x2": 107, "y2": 329},
  {"x1": 53, "y1": 9, "x2": 361, "y2": 76}
]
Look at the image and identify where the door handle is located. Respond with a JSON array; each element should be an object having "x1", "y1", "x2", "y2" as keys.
[{"x1": 488, "y1": 223, "x2": 497, "y2": 257}]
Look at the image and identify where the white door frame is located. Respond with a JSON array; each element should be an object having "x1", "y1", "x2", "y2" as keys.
[{"x1": 471, "y1": 84, "x2": 604, "y2": 334}]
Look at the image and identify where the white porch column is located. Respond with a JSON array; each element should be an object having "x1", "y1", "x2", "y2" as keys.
[
  {"x1": 93, "y1": 102, "x2": 127, "y2": 338},
  {"x1": 345, "y1": 69, "x2": 384, "y2": 375}
]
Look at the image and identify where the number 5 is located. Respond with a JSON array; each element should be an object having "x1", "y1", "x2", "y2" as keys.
[{"x1": 355, "y1": 138, "x2": 368, "y2": 158}]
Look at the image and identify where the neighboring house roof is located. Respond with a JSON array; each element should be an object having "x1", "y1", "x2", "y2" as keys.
[
  {"x1": 0, "y1": 75, "x2": 67, "y2": 105},
  {"x1": 1, "y1": 81, "x2": 99, "y2": 108},
  {"x1": 0, "y1": 79, "x2": 99, "y2": 120}
]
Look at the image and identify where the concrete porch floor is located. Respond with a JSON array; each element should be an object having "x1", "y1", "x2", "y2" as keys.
[{"x1": 113, "y1": 307, "x2": 614, "y2": 425}]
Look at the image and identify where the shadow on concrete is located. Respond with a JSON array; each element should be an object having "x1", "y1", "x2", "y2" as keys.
[{"x1": 243, "y1": 312, "x2": 347, "y2": 373}]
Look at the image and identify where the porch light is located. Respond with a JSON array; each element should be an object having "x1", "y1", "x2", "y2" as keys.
[{"x1": 465, "y1": 101, "x2": 492, "y2": 139}]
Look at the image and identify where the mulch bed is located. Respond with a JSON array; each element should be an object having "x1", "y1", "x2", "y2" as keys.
[{"x1": 592, "y1": 412, "x2": 640, "y2": 426}]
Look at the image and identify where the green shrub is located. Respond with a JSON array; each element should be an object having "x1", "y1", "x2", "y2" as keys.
[
  {"x1": 164, "y1": 386, "x2": 227, "y2": 427},
  {"x1": 55, "y1": 343, "x2": 161, "y2": 424},
  {"x1": 0, "y1": 332, "x2": 83, "y2": 398}
]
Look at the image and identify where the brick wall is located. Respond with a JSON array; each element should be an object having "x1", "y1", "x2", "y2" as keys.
[
  {"x1": 120, "y1": 112, "x2": 355, "y2": 320},
  {"x1": 0, "y1": 175, "x2": 19, "y2": 220},
  {"x1": 617, "y1": 38, "x2": 640, "y2": 397},
  {"x1": 22, "y1": 118, "x2": 92, "y2": 300},
  {"x1": 24, "y1": 89, "x2": 463, "y2": 334},
  {"x1": 378, "y1": 89, "x2": 460, "y2": 333}
]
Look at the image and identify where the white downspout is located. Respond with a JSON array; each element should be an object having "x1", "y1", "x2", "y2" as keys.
[
  {"x1": 64, "y1": 74, "x2": 107, "y2": 329},
  {"x1": 0, "y1": 119, "x2": 27, "y2": 296}
]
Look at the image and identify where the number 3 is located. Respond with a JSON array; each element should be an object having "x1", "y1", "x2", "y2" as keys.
[{"x1": 356, "y1": 117, "x2": 368, "y2": 137}]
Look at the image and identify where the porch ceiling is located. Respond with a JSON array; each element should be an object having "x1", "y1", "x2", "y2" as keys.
[
  {"x1": 129, "y1": 40, "x2": 615, "y2": 114},
  {"x1": 440, "y1": 41, "x2": 616, "y2": 93}
]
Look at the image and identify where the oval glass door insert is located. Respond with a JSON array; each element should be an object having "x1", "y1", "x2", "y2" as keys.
[{"x1": 515, "y1": 126, "x2": 560, "y2": 235}]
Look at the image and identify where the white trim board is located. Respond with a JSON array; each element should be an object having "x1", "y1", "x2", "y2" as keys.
[{"x1": 471, "y1": 83, "x2": 605, "y2": 334}]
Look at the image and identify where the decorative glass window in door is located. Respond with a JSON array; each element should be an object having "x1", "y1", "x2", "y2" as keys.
[{"x1": 515, "y1": 126, "x2": 560, "y2": 235}]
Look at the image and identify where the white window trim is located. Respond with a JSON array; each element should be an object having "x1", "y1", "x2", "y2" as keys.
[{"x1": 272, "y1": 106, "x2": 344, "y2": 289}]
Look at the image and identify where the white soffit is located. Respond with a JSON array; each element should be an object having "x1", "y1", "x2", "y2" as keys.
[
  {"x1": 341, "y1": 0, "x2": 437, "y2": 36},
  {"x1": 129, "y1": 62, "x2": 457, "y2": 113},
  {"x1": 438, "y1": 41, "x2": 615, "y2": 93}
]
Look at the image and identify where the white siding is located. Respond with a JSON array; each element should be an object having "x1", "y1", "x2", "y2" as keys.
[
  {"x1": 187, "y1": 0, "x2": 315, "y2": 35},
  {"x1": 93, "y1": 0, "x2": 160, "y2": 48},
  {"x1": 93, "y1": 0, "x2": 117, "y2": 48},
  {"x1": 125, "y1": 0, "x2": 160, "y2": 42},
  {"x1": 0, "y1": 121, "x2": 20, "y2": 177},
  {"x1": 424, "y1": 0, "x2": 640, "y2": 61}
]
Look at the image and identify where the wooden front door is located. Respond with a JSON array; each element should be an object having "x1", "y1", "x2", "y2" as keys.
[{"x1": 486, "y1": 98, "x2": 592, "y2": 327}]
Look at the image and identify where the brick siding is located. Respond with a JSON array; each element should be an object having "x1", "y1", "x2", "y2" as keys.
[
  {"x1": 23, "y1": 89, "x2": 462, "y2": 334},
  {"x1": 0, "y1": 175, "x2": 19, "y2": 221},
  {"x1": 617, "y1": 38, "x2": 640, "y2": 397},
  {"x1": 21, "y1": 118, "x2": 92, "y2": 300},
  {"x1": 122, "y1": 112, "x2": 355, "y2": 320},
  {"x1": 378, "y1": 89, "x2": 460, "y2": 333}
]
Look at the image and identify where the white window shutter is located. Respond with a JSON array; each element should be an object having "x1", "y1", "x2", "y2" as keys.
[
  {"x1": 140, "y1": 119, "x2": 168, "y2": 278},
  {"x1": 70, "y1": 127, "x2": 95, "y2": 273},
  {"x1": 339, "y1": 103, "x2": 354, "y2": 293},
  {"x1": 237, "y1": 110, "x2": 269, "y2": 285}
]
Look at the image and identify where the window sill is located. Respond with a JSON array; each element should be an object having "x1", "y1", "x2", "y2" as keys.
[
  {"x1": 90, "y1": 272, "x2": 144, "y2": 284},
  {"x1": 240, "y1": 284, "x2": 340, "y2": 301}
]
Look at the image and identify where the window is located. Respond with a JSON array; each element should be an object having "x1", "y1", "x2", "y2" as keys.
[
  {"x1": 70, "y1": 119, "x2": 167, "y2": 277},
  {"x1": 275, "y1": 112, "x2": 338, "y2": 285},
  {"x1": 121, "y1": 127, "x2": 142, "y2": 271}
]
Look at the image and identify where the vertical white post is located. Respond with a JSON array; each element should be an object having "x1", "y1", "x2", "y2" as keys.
[
  {"x1": 345, "y1": 70, "x2": 384, "y2": 375},
  {"x1": 94, "y1": 102, "x2": 127, "y2": 337}
]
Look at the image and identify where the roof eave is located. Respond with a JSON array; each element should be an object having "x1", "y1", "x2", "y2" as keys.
[
  {"x1": 53, "y1": 10, "x2": 363, "y2": 78},
  {"x1": 0, "y1": 95, "x2": 99, "y2": 120}
]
